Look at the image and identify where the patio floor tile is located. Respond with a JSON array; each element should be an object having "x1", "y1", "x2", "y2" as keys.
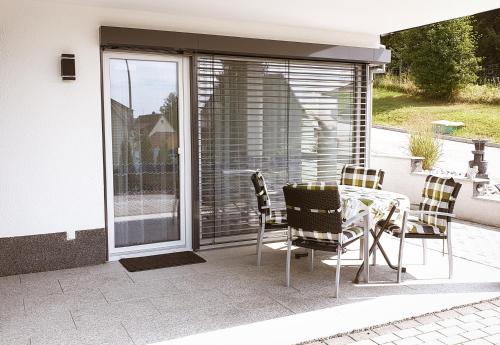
[{"x1": 0, "y1": 220, "x2": 499, "y2": 345}]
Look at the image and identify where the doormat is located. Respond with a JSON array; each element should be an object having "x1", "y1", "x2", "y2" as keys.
[{"x1": 119, "y1": 251, "x2": 206, "y2": 272}]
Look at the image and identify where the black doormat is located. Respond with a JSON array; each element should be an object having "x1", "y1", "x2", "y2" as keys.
[{"x1": 119, "y1": 251, "x2": 206, "y2": 272}]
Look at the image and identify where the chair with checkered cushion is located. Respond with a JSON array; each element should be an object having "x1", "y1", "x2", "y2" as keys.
[
  {"x1": 251, "y1": 170, "x2": 288, "y2": 266},
  {"x1": 340, "y1": 165, "x2": 385, "y2": 190},
  {"x1": 376, "y1": 175, "x2": 461, "y2": 282},
  {"x1": 283, "y1": 182, "x2": 368, "y2": 297}
]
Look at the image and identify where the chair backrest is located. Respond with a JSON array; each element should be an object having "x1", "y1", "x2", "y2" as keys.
[
  {"x1": 340, "y1": 165, "x2": 385, "y2": 190},
  {"x1": 283, "y1": 183, "x2": 343, "y2": 240},
  {"x1": 251, "y1": 170, "x2": 271, "y2": 216},
  {"x1": 419, "y1": 175, "x2": 462, "y2": 232}
]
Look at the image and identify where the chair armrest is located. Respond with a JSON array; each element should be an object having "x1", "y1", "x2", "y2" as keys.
[
  {"x1": 406, "y1": 210, "x2": 455, "y2": 218},
  {"x1": 343, "y1": 209, "x2": 369, "y2": 227}
]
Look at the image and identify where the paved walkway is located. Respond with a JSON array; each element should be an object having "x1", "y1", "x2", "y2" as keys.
[{"x1": 304, "y1": 298, "x2": 500, "y2": 345}]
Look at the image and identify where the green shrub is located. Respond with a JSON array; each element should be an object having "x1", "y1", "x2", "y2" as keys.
[
  {"x1": 403, "y1": 17, "x2": 480, "y2": 99},
  {"x1": 408, "y1": 120, "x2": 442, "y2": 170}
]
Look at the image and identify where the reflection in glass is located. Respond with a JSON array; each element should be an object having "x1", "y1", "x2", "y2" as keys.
[{"x1": 109, "y1": 59, "x2": 180, "y2": 248}]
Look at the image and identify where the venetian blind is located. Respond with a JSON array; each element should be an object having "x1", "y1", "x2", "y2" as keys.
[{"x1": 196, "y1": 55, "x2": 368, "y2": 245}]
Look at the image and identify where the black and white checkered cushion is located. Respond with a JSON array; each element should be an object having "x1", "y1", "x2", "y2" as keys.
[
  {"x1": 291, "y1": 225, "x2": 363, "y2": 243},
  {"x1": 378, "y1": 219, "x2": 443, "y2": 237},
  {"x1": 265, "y1": 209, "x2": 287, "y2": 225},
  {"x1": 419, "y1": 175, "x2": 457, "y2": 233},
  {"x1": 340, "y1": 165, "x2": 384, "y2": 190}
]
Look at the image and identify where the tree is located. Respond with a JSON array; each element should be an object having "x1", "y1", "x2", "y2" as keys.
[
  {"x1": 381, "y1": 31, "x2": 411, "y2": 76},
  {"x1": 139, "y1": 134, "x2": 154, "y2": 164},
  {"x1": 474, "y1": 9, "x2": 500, "y2": 68},
  {"x1": 403, "y1": 17, "x2": 480, "y2": 98},
  {"x1": 159, "y1": 92, "x2": 179, "y2": 132}
]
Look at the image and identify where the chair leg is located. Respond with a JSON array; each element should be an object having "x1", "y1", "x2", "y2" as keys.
[
  {"x1": 447, "y1": 225, "x2": 453, "y2": 279},
  {"x1": 397, "y1": 235, "x2": 405, "y2": 283},
  {"x1": 256, "y1": 218, "x2": 265, "y2": 266},
  {"x1": 309, "y1": 249, "x2": 314, "y2": 272},
  {"x1": 363, "y1": 218, "x2": 370, "y2": 283},
  {"x1": 335, "y1": 245, "x2": 342, "y2": 298},
  {"x1": 359, "y1": 238, "x2": 364, "y2": 260},
  {"x1": 397, "y1": 212, "x2": 408, "y2": 283},
  {"x1": 422, "y1": 239, "x2": 427, "y2": 265},
  {"x1": 285, "y1": 237, "x2": 292, "y2": 287}
]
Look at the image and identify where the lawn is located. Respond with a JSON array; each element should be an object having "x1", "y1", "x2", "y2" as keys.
[{"x1": 373, "y1": 88, "x2": 500, "y2": 143}]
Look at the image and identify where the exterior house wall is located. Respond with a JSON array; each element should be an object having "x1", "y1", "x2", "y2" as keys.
[
  {"x1": 0, "y1": 0, "x2": 380, "y2": 240},
  {"x1": 0, "y1": 0, "x2": 381, "y2": 275}
]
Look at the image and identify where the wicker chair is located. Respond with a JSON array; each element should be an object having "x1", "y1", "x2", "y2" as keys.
[
  {"x1": 340, "y1": 165, "x2": 385, "y2": 190},
  {"x1": 251, "y1": 170, "x2": 288, "y2": 266},
  {"x1": 375, "y1": 175, "x2": 462, "y2": 282},
  {"x1": 283, "y1": 182, "x2": 368, "y2": 297}
]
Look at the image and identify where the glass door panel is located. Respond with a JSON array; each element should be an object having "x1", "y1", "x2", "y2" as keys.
[{"x1": 108, "y1": 57, "x2": 181, "y2": 249}]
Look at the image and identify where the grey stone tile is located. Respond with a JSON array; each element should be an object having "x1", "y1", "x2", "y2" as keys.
[
  {"x1": 0, "y1": 295, "x2": 24, "y2": 319},
  {"x1": 99, "y1": 278, "x2": 180, "y2": 303},
  {"x1": 72, "y1": 298, "x2": 159, "y2": 331},
  {"x1": 413, "y1": 314, "x2": 441, "y2": 325},
  {"x1": 482, "y1": 324, "x2": 500, "y2": 335},
  {"x1": 323, "y1": 336, "x2": 355, "y2": 345},
  {"x1": 20, "y1": 267, "x2": 89, "y2": 285},
  {"x1": 21, "y1": 278, "x2": 63, "y2": 298},
  {"x1": 30, "y1": 325, "x2": 133, "y2": 345},
  {"x1": 0, "y1": 335, "x2": 29, "y2": 345},
  {"x1": 24, "y1": 288, "x2": 107, "y2": 315},
  {"x1": 85, "y1": 262, "x2": 127, "y2": 275},
  {"x1": 58, "y1": 271, "x2": 133, "y2": 293},
  {"x1": 350, "y1": 331, "x2": 379, "y2": 341},
  {"x1": 151, "y1": 288, "x2": 234, "y2": 316},
  {"x1": 0, "y1": 310, "x2": 76, "y2": 339},
  {"x1": 461, "y1": 329, "x2": 489, "y2": 340},
  {"x1": 371, "y1": 332, "x2": 400, "y2": 344},
  {"x1": 394, "y1": 320, "x2": 421, "y2": 330},
  {"x1": 372, "y1": 325, "x2": 400, "y2": 336},
  {"x1": 0, "y1": 275, "x2": 20, "y2": 289}
]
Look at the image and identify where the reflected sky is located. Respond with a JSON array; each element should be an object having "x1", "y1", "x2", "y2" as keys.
[{"x1": 110, "y1": 59, "x2": 178, "y2": 117}]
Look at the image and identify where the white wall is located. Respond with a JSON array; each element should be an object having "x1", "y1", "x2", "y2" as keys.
[
  {"x1": 371, "y1": 154, "x2": 500, "y2": 228},
  {"x1": 0, "y1": 0, "x2": 381, "y2": 237}
]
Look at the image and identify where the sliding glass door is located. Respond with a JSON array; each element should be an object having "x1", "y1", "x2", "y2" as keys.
[{"x1": 103, "y1": 52, "x2": 190, "y2": 259}]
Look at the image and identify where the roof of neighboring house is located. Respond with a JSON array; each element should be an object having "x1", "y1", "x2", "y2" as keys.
[{"x1": 149, "y1": 115, "x2": 176, "y2": 136}]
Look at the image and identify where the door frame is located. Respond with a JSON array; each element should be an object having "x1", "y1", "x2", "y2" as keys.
[{"x1": 102, "y1": 51, "x2": 192, "y2": 260}]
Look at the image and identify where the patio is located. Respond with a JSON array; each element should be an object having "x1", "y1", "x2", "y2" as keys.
[{"x1": 1, "y1": 220, "x2": 498, "y2": 345}]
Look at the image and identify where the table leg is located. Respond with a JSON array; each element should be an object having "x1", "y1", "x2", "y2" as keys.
[
  {"x1": 354, "y1": 206, "x2": 406, "y2": 283},
  {"x1": 363, "y1": 213, "x2": 370, "y2": 283}
]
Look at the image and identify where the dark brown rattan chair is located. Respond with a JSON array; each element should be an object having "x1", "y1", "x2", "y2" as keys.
[
  {"x1": 251, "y1": 170, "x2": 287, "y2": 266},
  {"x1": 283, "y1": 182, "x2": 368, "y2": 297}
]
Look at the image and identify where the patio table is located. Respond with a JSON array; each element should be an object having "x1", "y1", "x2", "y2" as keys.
[{"x1": 338, "y1": 185, "x2": 410, "y2": 283}]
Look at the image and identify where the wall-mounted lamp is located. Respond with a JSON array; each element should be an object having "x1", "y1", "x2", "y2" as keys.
[{"x1": 61, "y1": 54, "x2": 75, "y2": 80}]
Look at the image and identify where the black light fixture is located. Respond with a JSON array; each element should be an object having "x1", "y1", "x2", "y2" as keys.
[{"x1": 61, "y1": 54, "x2": 75, "y2": 80}]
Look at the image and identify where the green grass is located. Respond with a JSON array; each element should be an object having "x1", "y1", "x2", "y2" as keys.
[{"x1": 373, "y1": 88, "x2": 500, "y2": 143}]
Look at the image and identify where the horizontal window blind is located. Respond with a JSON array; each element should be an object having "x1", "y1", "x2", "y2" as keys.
[{"x1": 196, "y1": 55, "x2": 367, "y2": 245}]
